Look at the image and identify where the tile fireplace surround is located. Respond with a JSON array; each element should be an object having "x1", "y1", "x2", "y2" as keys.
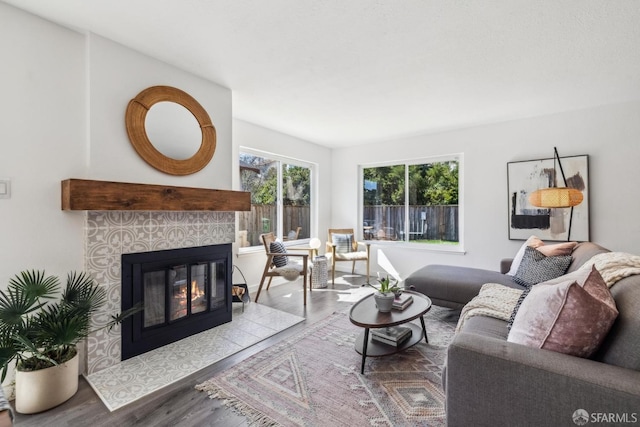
[{"x1": 84, "y1": 211, "x2": 236, "y2": 375}]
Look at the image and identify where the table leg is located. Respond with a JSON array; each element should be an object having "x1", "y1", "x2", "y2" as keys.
[
  {"x1": 420, "y1": 316, "x2": 429, "y2": 344},
  {"x1": 360, "y1": 328, "x2": 369, "y2": 374}
]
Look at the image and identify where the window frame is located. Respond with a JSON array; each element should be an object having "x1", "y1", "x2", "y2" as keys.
[
  {"x1": 359, "y1": 153, "x2": 464, "y2": 252},
  {"x1": 238, "y1": 147, "x2": 317, "y2": 253}
]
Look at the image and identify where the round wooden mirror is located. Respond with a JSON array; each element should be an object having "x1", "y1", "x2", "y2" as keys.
[{"x1": 125, "y1": 86, "x2": 216, "y2": 175}]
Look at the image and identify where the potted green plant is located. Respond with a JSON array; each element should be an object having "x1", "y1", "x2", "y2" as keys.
[
  {"x1": 0, "y1": 270, "x2": 135, "y2": 414},
  {"x1": 368, "y1": 274, "x2": 401, "y2": 312}
]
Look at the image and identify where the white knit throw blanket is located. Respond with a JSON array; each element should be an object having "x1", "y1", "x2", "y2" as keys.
[
  {"x1": 576, "y1": 251, "x2": 640, "y2": 287},
  {"x1": 455, "y1": 251, "x2": 640, "y2": 333},
  {"x1": 455, "y1": 283, "x2": 522, "y2": 333}
]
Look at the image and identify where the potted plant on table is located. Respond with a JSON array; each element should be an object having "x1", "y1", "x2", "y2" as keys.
[
  {"x1": 0, "y1": 270, "x2": 136, "y2": 414},
  {"x1": 368, "y1": 274, "x2": 401, "y2": 312}
]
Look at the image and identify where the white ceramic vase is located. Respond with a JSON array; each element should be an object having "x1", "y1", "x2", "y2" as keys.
[
  {"x1": 15, "y1": 352, "x2": 79, "y2": 414},
  {"x1": 374, "y1": 292, "x2": 395, "y2": 312}
]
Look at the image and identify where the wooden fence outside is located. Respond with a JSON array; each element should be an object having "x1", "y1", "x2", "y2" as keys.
[
  {"x1": 363, "y1": 205, "x2": 459, "y2": 242},
  {"x1": 239, "y1": 204, "x2": 458, "y2": 246}
]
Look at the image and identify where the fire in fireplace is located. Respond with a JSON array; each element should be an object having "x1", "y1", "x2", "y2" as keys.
[{"x1": 121, "y1": 244, "x2": 232, "y2": 360}]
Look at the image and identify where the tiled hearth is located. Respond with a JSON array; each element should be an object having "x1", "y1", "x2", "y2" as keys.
[
  {"x1": 84, "y1": 211, "x2": 236, "y2": 375},
  {"x1": 85, "y1": 302, "x2": 304, "y2": 411}
]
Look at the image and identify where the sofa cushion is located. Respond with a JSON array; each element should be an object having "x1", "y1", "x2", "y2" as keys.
[
  {"x1": 512, "y1": 246, "x2": 572, "y2": 288},
  {"x1": 566, "y1": 241, "x2": 610, "y2": 273},
  {"x1": 593, "y1": 275, "x2": 640, "y2": 370},
  {"x1": 508, "y1": 266, "x2": 618, "y2": 358},
  {"x1": 269, "y1": 241, "x2": 288, "y2": 267},
  {"x1": 404, "y1": 265, "x2": 522, "y2": 310}
]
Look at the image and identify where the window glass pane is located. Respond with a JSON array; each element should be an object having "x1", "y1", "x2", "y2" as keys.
[
  {"x1": 239, "y1": 154, "x2": 278, "y2": 247},
  {"x1": 363, "y1": 165, "x2": 405, "y2": 241},
  {"x1": 362, "y1": 159, "x2": 459, "y2": 245},
  {"x1": 239, "y1": 151, "x2": 314, "y2": 248},
  {"x1": 283, "y1": 164, "x2": 310, "y2": 241},
  {"x1": 408, "y1": 161, "x2": 459, "y2": 243}
]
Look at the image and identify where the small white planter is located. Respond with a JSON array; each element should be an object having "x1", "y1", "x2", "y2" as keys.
[
  {"x1": 15, "y1": 352, "x2": 79, "y2": 414},
  {"x1": 374, "y1": 292, "x2": 395, "y2": 312}
]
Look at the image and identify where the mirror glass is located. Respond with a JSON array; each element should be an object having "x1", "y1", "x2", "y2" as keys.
[{"x1": 145, "y1": 101, "x2": 202, "y2": 160}]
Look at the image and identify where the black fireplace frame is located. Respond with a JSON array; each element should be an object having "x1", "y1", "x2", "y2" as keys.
[{"x1": 121, "y1": 244, "x2": 232, "y2": 360}]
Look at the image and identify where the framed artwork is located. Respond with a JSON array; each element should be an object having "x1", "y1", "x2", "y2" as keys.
[{"x1": 507, "y1": 155, "x2": 589, "y2": 241}]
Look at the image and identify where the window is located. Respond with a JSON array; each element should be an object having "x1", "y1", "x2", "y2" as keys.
[
  {"x1": 361, "y1": 155, "x2": 461, "y2": 247},
  {"x1": 239, "y1": 150, "x2": 313, "y2": 248}
]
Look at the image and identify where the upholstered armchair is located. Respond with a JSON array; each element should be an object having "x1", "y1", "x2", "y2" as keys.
[
  {"x1": 326, "y1": 228, "x2": 371, "y2": 285},
  {"x1": 256, "y1": 232, "x2": 310, "y2": 305}
]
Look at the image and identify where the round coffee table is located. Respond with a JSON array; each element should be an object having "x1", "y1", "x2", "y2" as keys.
[{"x1": 349, "y1": 290, "x2": 432, "y2": 374}]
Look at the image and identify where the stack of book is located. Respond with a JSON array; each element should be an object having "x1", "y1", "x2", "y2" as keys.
[
  {"x1": 371, "y1": 326, "x2": 412, "y2": 347},
  {"x1": 392, "y1": 293, "x2": 414, "y2": 310}
]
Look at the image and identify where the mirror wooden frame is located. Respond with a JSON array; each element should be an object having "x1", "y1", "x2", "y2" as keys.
[{"x1": 125, "y1": 85, "x2": 216, "y2": 175}]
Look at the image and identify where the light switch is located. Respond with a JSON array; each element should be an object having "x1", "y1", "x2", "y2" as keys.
[{"x1": 0, "y1": 179, "x2": 10, "y2": 199}]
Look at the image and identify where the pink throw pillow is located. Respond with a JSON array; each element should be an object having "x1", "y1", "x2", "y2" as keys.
[
  {"x1": 537, "y1": 241, "x2": 578, "y2": 257},
  {"x1": 507, "y1": 266, "x2": 618, "y2": 358}
]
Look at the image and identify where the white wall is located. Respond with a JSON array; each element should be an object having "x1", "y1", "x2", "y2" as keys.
[
  {"x1": 0, "y1": 2, "x2": 87, "y2": 285},
  {"x1": 332, "y1": 100, "x2": 640, "y2": 280},
  {"x1": 232, "y1": 119, "x2": 332, "y2": 286},
  {"x1": 87, "y1": 35, "x2": 232, "y2": 189},
  {"x1": 0, "y1": 3, "x2": 234, "y2": 289}
]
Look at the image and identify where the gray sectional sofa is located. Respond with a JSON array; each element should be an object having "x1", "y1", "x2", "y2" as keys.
[{"x1": 404, "y1": 242, "x2": 640, "y2": 427}]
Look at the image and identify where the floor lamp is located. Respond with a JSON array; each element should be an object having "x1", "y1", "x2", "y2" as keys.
[{"x1": 528, "y1": 147, "x2": 583, "y2": 241}]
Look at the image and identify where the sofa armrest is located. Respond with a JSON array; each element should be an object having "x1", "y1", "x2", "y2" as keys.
[
  {"x1": 499, "y1": 258, "x2": 513, "y2": 274},
  {"x1": 446, "y1": 332, "x2": 640, "y2": 427}
]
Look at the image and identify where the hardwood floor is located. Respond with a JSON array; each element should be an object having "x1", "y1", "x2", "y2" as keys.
[{"x1": 14, "y1": 274, "x2": 370, "y2": 427}]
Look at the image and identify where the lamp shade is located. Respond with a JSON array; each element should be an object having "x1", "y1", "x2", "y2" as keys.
[
  {"x1": 309, "y1": 237, "x2": 321, "y2": 249},
  {"x1": 529, "y1": 187, "x2": 583, "y2": 208}
]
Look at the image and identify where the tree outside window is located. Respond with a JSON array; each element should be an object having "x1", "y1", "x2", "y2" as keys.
[
  {"x1": 362, "y1": 158, "x2": 459, "y2": 245},
  {"x1": 239, "y1": 152, "x2": 311, "y2": 247}
]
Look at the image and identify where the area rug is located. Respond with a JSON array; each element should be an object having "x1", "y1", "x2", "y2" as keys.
[{"x1": 196, "y1": 306, "x2": 457, "y2": 426}]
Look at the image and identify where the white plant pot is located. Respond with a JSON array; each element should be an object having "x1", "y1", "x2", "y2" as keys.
[
  {"x1": 15, "y1": 352, "x2": 79, "y2": 414},
  {"x1": 374, "y1": 292, "x2": 395, "y2": 312}
]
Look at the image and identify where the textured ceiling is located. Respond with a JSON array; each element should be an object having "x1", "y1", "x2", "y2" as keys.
[{"x1": 5, "y1": 0, "x2": 640, "y2": 147}]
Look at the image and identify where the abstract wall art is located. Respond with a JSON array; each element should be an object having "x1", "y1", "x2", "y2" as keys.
[{"x1": 507, "y1": 155, "x2": 589, "y2": 241}]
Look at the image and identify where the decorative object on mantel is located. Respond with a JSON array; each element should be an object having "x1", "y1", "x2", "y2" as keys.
[
  {"x1": 60, "y1": 179, "x2": 250, "y2": 211},
  {"x1": 125, "y1": 85, "x2": 216, "y2": 176},
  {"x1": 507, "y1": 152, "x2": 589, "y2": 242}
]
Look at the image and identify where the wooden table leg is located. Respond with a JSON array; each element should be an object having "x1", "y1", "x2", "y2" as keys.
[
  {"x1": 360, "y1": 328, "x2": 370, "y2": 374},
  {"x1": 420, "y1": 316, "x2": 429, "y2": 344}
]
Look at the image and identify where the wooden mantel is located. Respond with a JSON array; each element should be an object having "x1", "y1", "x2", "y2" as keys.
[{"x1": 61, "y1": 179, "x2": 251, "y2": 211}]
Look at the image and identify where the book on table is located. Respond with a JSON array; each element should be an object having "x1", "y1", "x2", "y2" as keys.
[
  {"x1": 392, "y1": 293, "x2": 414, "y2": 310},
  {"x1": 371, "y1": 326, "x2": 412, "y2": 346}
]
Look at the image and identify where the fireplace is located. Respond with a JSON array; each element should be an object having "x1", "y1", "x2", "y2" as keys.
[{"x1": 121, "y1": 244, "x2": 232, "y2": 360}]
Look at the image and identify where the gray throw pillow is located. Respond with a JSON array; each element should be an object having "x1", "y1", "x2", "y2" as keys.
[
  {"x1": 269, "y1": 241, "x2": 288, "y2": 267},
  {"x1": 513, "y1": 246, "x2": 572, "y2": 288},
  {"x1": 332, "y1": 233, "x2": 353, "y2": 253}
]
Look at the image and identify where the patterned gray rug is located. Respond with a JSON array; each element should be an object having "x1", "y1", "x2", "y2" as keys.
[{"x1": 196, "y1": 305, "x2": 458, "y2": 426}]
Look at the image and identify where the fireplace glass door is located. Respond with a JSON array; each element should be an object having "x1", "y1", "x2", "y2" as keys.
[{"x1": 122, "y1": 244, "x2": 232, "y2": 360}]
